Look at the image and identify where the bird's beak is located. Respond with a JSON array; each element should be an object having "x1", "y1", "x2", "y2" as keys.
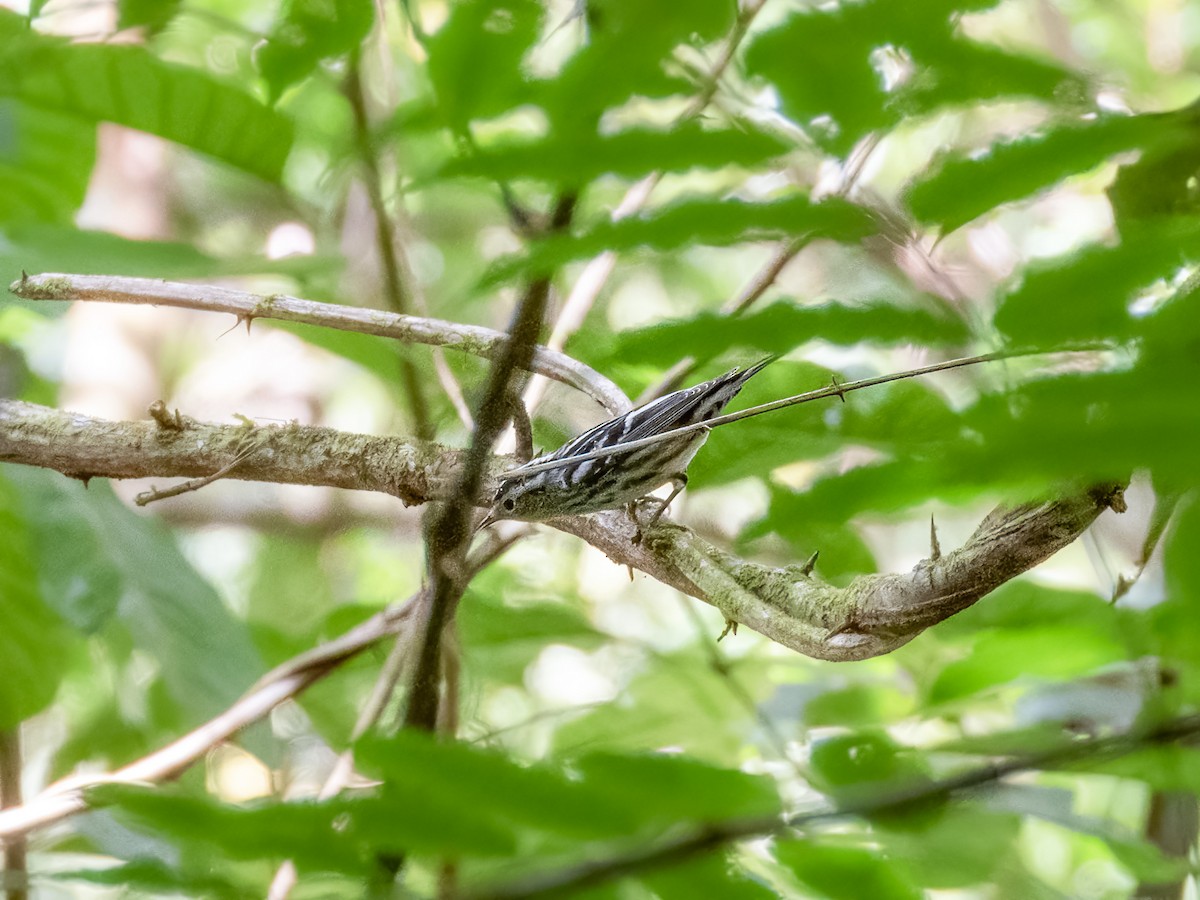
[{"x1": 476, "y1": 513, "x2": 497, "y2": 532}]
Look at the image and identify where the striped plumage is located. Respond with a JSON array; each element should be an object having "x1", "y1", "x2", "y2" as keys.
[{"x1": 484, "y1": 358, "x2": 772, "y2": 524}]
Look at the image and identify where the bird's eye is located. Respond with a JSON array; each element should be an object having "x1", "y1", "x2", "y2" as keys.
[{"x1": 503, "y1": 498, "x2": 516, "y2": 511}]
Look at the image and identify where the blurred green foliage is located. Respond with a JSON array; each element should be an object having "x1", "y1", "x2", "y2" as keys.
[{"x1": 0, "y1": 0, "x2": 1198, "y2": 897}]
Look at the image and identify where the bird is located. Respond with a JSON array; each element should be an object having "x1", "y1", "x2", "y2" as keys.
[{"x1": 480, "y1": 358, "x2": 772, "y2": 534}]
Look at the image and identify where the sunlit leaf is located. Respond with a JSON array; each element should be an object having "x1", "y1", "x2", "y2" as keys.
[
  {"x1": 117, "y1": 0, "x2": 184, "y2": 34},
  {"x1": 0, "y1": 9, "x2": 294, "y2": 181},
  {"x1": 928, "y1": 626, "x2": 1130, "y2": 704},
  {"x1": 487, "y1": 195, "x2": 876, "y2": 283},
  {"x1": 571, "y1": 751, "x2": 781, "y2": 823},
  {"x1": 0, "y1": 99, "x2": 94, "y2": 224},
  {"x1": 443, "y1": 124, "x2": 789, "y2": 183},
  {"x1": 643, "y1": 852, "x2": 777, "y2": 900},
  {"x1": 599, "y1": 301, "x2": 970, "y2": 368},
  {"x1": 907, "y1": 114, "x2": 1168, "y2": 232},
  {"x1": 426, "y1": 0, "x2": 542, "y2": 129},
  {"x1": 357, "y1": 729, "x2": 639, "y2": 840},
  {"x1": 775, "y1": 841, "x2": 922, "y2": 900},
  {"x1": 746, "y1": 0, "x2": 1072, "y2": 155},
  {"x1": 258, "y1": 0, "x2": 375, "y2": 102}
]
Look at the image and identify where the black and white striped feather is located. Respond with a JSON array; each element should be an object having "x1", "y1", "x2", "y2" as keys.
[{"x1": 486, "y1": 358, "x2": 772, "y2": 523}]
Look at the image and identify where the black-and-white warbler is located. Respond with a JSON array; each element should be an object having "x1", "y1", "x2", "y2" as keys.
[{"x1": 481, "y1": 358, "x2": 772, "y2": 529}]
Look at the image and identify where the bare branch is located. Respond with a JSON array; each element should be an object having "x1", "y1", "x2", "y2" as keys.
[{"x1": 8, "y1": 273, "x2": 629, "y2": 415}]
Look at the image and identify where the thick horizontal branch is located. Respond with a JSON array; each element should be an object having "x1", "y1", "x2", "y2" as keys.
[
  {"x1": 0, "y1": 399, "x2": 1121, "y2": 662},
  {"x1": 0, "y1": 399, "x2": 467, "y2": 506},
  {"x1": 8, "y1": 273, "x2": 630, "y2": 415}
]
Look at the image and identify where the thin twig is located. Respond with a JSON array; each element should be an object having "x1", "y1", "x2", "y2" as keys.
[
  {"x1": 463, "y1": 714, "x2": 1200, "y2": 900},
  {"x1": 134, "y1": 440, "x2": 259, "y2": 506},
  {"x1": 507, "y1": 349, "x2": 1079, "y2": 479},
  {"x1": 267, "y1": 534, "x2": 518, "y2": 899},
  {"x1": 516, "y1": 174, "x2": 658, "y2": 421},
  {"x1": 636, "y1": 237, "x2": 808, "y2": 404},
  {"x1": 0, "y1": 728, "x2": 27, "y2": 900},
  {"x1": 9, "y1": 273, "x2": 629, "y2": 415},
  {"x1": 346, "y1": 56, "x2": 473, "y2": 431},
  {"x1": 0, "y1": 599, "x2": 418, "y2": 842},
  {"x1": 515, "y1": 0, "x2": 771, "y2": 423}
]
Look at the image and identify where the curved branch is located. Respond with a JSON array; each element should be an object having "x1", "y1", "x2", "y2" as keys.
[
  {"x1": 0, "y1": 399, "x2": 1122, "y2": 662},
  {"x1": 8, "y1": 273, "x2": 630, "y2": 416}
]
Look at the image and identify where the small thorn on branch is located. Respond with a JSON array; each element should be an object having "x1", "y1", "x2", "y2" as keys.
[
  {"x1": 148, "y1": 400, "x2": 185, "y2": 431},
  {"x1": 829, "y1": 376, "x2": 847, "y2": 403},
  {"x1": 930, "y1": 514, "x2": 942, "y2": 561},
  {"x1": 800, "y1": 551, "x2": 819, "y2": 576}
]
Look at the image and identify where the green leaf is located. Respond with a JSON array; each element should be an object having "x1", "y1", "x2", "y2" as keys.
[
  {"x1": 0, "y1": 98, "x2": 95, "y2": 224},
  {"x1": 643, "y1": 852, "x2": 777, "y2": 900},
  {"x1": 1153, "y1": 497, "x2": 1200, "y2": 690},
  {"x1": 92, "y1": 784, "x2": 371, "y2": 875},
  {"x1": 3, "y1": 468, "x2": 264, "y2": 722},
  {"x1": 426, "y1": 0, "x2": 542, "y2": 129},
  {"x1": 357, "y1": 729, "x2": 639, "y2": 841},
  {"x1": 459, "y1": 587, "x2": 604, "y2": 685},
  {"x1": 540, "y1": 0, "x2": 734, "y2": 132},
  {"x1": 803, "y1": 683, "x2": 913, "y2": 729},
  {"x1": 907, "y1": 114, "x2": 1163, "y2": 232},
  {"x1": 599, "y1": 301, "x2": 970, "y2": 368},
  {"x1": 54, "y1": 859, "x2": 243, "y2": 899},
  {"x1": 258, "y1": 0, "x2": 375, "y2": 102},
  {"x1": 928, "y1": 626, "x2": 1129, "y2": 704},
  {"x1": 994, "y1": 218, "x2": 1200, "y2": 345},
  {"x1": 487, "y1": 195, "x2": 876, "y2": 283},
  {"x1": 0, "y1": 10, "x2": 294, "y2": 181},
  {"x1": 443, "y1": 124, "x2": 789, "y2": 184},
  {"x1": 877, "y1": 803, "x2": 1021, "y2": 888},
  {"x1": 745, "y1": 0, "x2": 1072, "y2": 156},
  {"x1": 570, "y1": 751, "x2": 781, "y2": 824},
  {"x1": 0, "y1": 470, "x2": 77, "y2": 727},
  {"x1": 552, "y1": 650, "x2": 772, "y2": 764},
  {"x1": 1085, "y1": 745, "x2": 1200, "y2": 794},
  {"x1": 1108, "y1": 103, "x2": 1200, "y2": 224},
  {"x1": 775, "y1": 841, "x2": 922, "y2": 900},
  {"x1": 809, "y1": 731, "x2": 925, "y2": 796}
]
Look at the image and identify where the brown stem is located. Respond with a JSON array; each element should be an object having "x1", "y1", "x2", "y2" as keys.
[
  {"x1": 0, "y1": 728, "x2": 27, "y2": 900},
  {"x1": 345, "y1": 58, "x2": 434, "y2": 440},
  {"x1": 406, "y1": 194, "x2": 577, "y2": 733}
]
